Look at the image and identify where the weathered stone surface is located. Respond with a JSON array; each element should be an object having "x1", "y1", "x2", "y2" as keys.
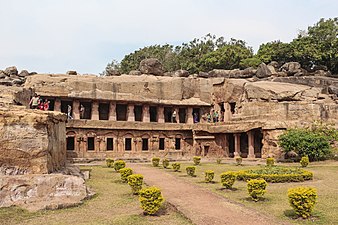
[
  {"x1": 280, "y1": 62, "x2": 302, "y2": 76},
  {"x1": 129, "y1": 70, "x2": 142, "y2": 75},
  {"x1": 106, "y1": 69, "x2": 121, "y2": 76},
  {"x1": 314, "y1": 69, "x2": 332, "y2": 77},
  {"x1": 139, "y1": 58, "x2": 164, "y2": 75},
  {"x1": 67, "y1": 70, "x2": 77, "y2": 75},
  {"x1": 256, "y1": 63, "x2": 274, "y2": 78},
  {"x1": 0, "y1": 70, "x2": 6, "y2": 78},
  {"x1": 174, "y1": 69, "x2": 189, "y2": 77},
  {"x1": 198, "y1": 72, "x2": 209, "y2": 78},
  {"x1": 0, "y1": 174, "x2": 92, "y2": 211},
  {"x1": 19, "y1": 70, "x2": 30, "y2": 77},
  {"x1": 4, "y1": 66, "x2": 18, "y2": 76}
]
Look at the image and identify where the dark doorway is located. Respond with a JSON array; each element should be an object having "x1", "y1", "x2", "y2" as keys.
[
  {"x1": 99, "y1": 103, "x2": 110, "y2": 120},
  {"x1": 47, "y1": 99, "x2": 55, "y2": 111},
  {"x1": 228, "y1": 134, "x2": 235, "y2": 157},
  {"x1": 80, "y1": 102, "x2": 92, "y2": 119},
  {"x1": 66, "y1": 136, "x2": 75, "y2": 151},
  {"x1": 125, "y1": 138, "x2": 132, "y2": 151},
  {"x1": 240, "y1": 133, "x2": 249, "y2": 158},
  {"x1": 164, "y1": 107, "x2": 173, "y2": 123},
  {"x1": 87, "y1": 137, "x2": 95, "y2": 151},
  {"x1": 253, "y1": 129, "x2": 263, "y2": 158},
  {"x1": 204, "y1": 146, "x2": 209, "y2": 156},
  {"x1": 229, "y1": 102, "x2": 236, "y2": 114},
  {"x1": 179, "y1": 108, "x2": 186, "y2": 123},
  {"x1": 192, "y1": 108, "x2": 200, "y2": 123},
  {"x1": 150, "y1": 106, "x2": 157, "y2": 122},
  {"x1": 116, "y1": 104, "x2": 127, "y2": 121},
  {"x1": 142, "y1": 138, "x2": 149, "y2": 151},
  {"x1": 175, "y1": 138, "x2": 181, "y2": 150},
  {"x1": 134, "y1": 105, "x2": 143, "y2": 121},
  {"x1": 61, "y1": 100, "x2": 72, "y2": 114},
  {"x1": 106, "y1": 138, "x2": 113, "y2": 151},
  {"x1": 159, "y1": 138, "x2": 165, "y2": 150}
]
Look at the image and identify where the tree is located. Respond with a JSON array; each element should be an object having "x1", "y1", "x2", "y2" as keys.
[
  {"x1": 101, "y1": 59, "x2": 121, "y2": 76},
  {"x1": 256, "y1": 40, "x2": 292, "y2": 65}
]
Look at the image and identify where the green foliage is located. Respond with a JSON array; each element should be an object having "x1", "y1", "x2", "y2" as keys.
[
  {"x1": 300, "y1": 156, "x2": 310, "y2": 167},
  {"x1": 119, "y1": 168, "x2": 133, "y2": 183},
  {"x1": 193, "y1": 156, "x2": 201, "y2": 165},
  {"x1": 172, "y1": 162, "x2": 180, "y2": 172},
  {"x1": 235, "y1": 156, "x2": 242, "y2": 166},
  {"x1": 239, "y1": 57, "x2": 262, "y2": 69},
  {"x1": 216, "y1": 158, "x2": 222, "y2": 164},
  {"x1": 113, "y1": 160, "x2": 126, "y2": 172},
  {"x1": 220, "y1": 171, "x2": 237, "y2": 189},
  {"x1": 279, "y1": 127, "x2": 332, "y2": 161},
  {"x1": 139, "y1": 187, "x2": 164, "y2": 215},
  {"x1": 186, "y1": 166, "x2": 196, "y2": 177},
  {"x1": 288, "y1": 187, "x2": 317, "y2": 218},
  {"x1": 105, "y1": 158, "x2": 114, "y2": 168},
  {"x1": 152, "y1": 157, "x2": 160, "y2": 167},
  {"x1": 162, "y1": 158, "x2": 169, "y2": 168},
  {"x1": 127, "y1": 174, "x2": 144, "y2": 194},
  {"x1": 247, "y1": 179, "x2": 267, "y2": 201},
  {"x1": 266, "y1": 157, "x2": 275, "y2": 167},
  {"x1": 237, "y1": 167, "x2": 313, "y2": 183},
  {"x1": 204, "y1": 170, "x2": 214, "y2": 183}
]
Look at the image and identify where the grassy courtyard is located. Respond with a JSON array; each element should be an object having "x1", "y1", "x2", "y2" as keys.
[
  {"x1": 0, "y1": 166, "x2": 191, "y2": 225},
  {"x1": 158, "y1": 160, "x2": 338, "y2": 225}
]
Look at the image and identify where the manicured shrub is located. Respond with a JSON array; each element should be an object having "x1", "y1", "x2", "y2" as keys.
[
  {"x1": 220, "y1": 171, "x2": 237, "y2": 189},
  {"x1": 172, "y1": 162, "x2": 180, "y2": 172},
  {"x1": 266, "y1": 157, "x2": 275, "y2": 167},
  {"x1": 106, "y1": 158, "x2": 114, "y2": 168},
  {"x1": 162, "y1": 158, "x2": 169, "y2": 168},
  {"x1": 152, "y1": 157, "x2": 160, "y2": 167},
  {"x1": 235, "y1": 156, "x2": 242, "y2": 166},
  {"x1": 139, "y1": 187, "x2": 164, "y2": 215},
  {"x1": 186, "y1": 166, "x2": 196, "y2": 176},
  {"x1": 193, "y1": 156, "x2": 201, "y2": 165},
  {"x1": 205, "y1": 170, "x2": 214, "y2": 182},
  {"x1": 300, "y1": 156, "x2": 309, "y2": 167},
  {"x1": 119, "y1": 168, "x2": 133, "y2": 183},
  {"x1": 247, "y1": 179, "x2": 267, "y2": 201},
  {"x1": 288, "y1": 187, "x2": 317, "y2": 218},
  {"x1": 114, "y1": 160, "x2": 126, "y2": 172},
  {"x1": 216, "y1": 158, "x2": 222, "y2": 164},
  {"x1": 127, "y1": 174, "x2": 144, "y2": 194}
]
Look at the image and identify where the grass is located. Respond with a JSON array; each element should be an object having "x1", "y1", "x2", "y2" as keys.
[
  {"x1": 157, "y1": 160, "x2": 338, "y2": 225},
  {"x1": 0, "y1": 166, "x2": 192, "y2": 225}
]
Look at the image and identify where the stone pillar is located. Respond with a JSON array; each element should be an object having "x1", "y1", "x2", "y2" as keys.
[
  {"x1": 91, "y1": 101, "x2": 99, "y2": 120},
  {"x1": 234, "y1": 133, "x2": 241, "y2": 157},
  {"x1": 73, "y1": 100, "x2": 80, "y2": 119},
  {"x1": 248, "y1": 130, "x2": 255, "y2": 158},
  {"x1": 143, "y1": 105, "x2": 150, "y2": 122},
  {"x1": 158, "y1": 106, "x2": 165, "y2": 123},
  {"x1": 187, "y1": 107, "x2": 194, "y2": 124},
  {"x1": 224, "y1": 134, "x2": 230, "y2": 157},
  {"x1": 54, "y1": 98, "x2": 61, "y2": 112},
  {"x1": 109, "y1": 102, "x2": 116, "y2": 121},
  {"x1": 127, "y1": 104, "x2": 135, "y2": 122},
  {"x1": 224, "y1": 103, "x2": 232, "y2": 122}
]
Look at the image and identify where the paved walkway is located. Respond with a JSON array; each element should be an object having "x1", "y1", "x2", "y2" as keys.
[{"x1": 130, "y1": 164, "x2": 285, "y2": 225}]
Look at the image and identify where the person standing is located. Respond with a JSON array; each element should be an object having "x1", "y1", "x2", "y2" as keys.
[
  {"x1": 29, "y1": 94, "x2": 40, "y2": 109},
  {"x1": 67, "y1": 105, "x2": 73, "y2": 119},
  {"x1": 43, "y1": 99, "x2": 50, "y2": 111},
  {"x1": 80, "y1": 104, "x2": 85, "y2": 119},
  {"x1": 172, "y1": 110, "x2": 177, "y2": 123}
]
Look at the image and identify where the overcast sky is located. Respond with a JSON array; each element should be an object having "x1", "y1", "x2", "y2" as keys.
[{"x1": 0, "y1": 0, "x2": 337, "y2": 74}]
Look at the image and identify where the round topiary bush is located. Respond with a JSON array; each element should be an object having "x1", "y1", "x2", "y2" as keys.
[
  {"x1": 220, "y1": 171, "x2": 237, "y2": 189},
  {"x1": 172, "y1": 162, "x2": 180, "y2": 172},
  {"x1": 119, "y1": 168, "x2": 133, "y2": 183},
  {"x1": 300, "y1": 156, "x2": 310, "y2": 167},
  {"x1": 193, "y1": 156, "x2": 201, "y2": 165},
  {"x1": 205, "y1": 170, "x2": 214, "y2": 183},
  {"x1": 235, "y1": 156, "x2": 242, "y2": 166},
  {"x1": 288, "y1": 187, "x2": 317, "y2": 218},
  {"x1": 114, "y1": 160, "x2": 126, "y2": 172},
  {"x1": 106, "y1": 158, "x2": 114, "y2": 168},
  {"x1": 162, "y1": 158, "x2": 169, "y2": 168},
  {"x1": 186, "y1": 166, "x2": 196, "y2": 177},
  {"x1": 247, "y1": 179, "x2": 267, "y2": 201},
  {"x1": 139, "y1": 186, "x2": 164, "y2": 215},
  {"x1": 127, "y1": 174, "x2": 144, "y2": 194},
  {"x1": 266, "y1": 157, "x2": 275, "y2": 167},
  {"x1": 152, "y1": 157, "x2": 160, "y2": 167}
]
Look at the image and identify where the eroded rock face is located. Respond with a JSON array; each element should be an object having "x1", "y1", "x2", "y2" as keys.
[
  {"x1": 139, "y1": 58, "x2": 164, "y2": 75},
  {"x1": 0, "y1": 174, "x2": 92, "y2": 211}
]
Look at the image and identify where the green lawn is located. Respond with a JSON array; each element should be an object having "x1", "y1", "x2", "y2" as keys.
[
  {"x1": 157, "y1": 160, "x2": 338, "y2": 225},
  {"x1": 0, "y1": 166, "x2": 192, "y2": 225}
]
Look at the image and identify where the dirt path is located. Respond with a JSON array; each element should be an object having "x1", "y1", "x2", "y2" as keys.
[{"x1": 130, "y1": 164, "x2": 284, "y2": 225}]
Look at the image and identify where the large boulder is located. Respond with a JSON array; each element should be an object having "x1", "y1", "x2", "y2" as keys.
[
  {"x1": 174, "y1": 69, "x2": 189, "y2": 77},
  {"x1": 66, "y1": 70, "x2": 78, "y2": 75},
  {"x1": 139, "y1": 58, "x2": 164, "y2": 76},
  {"x1": 106, "y1": 69, "x2": 121, "y2": 76},
  {"x1": 18, "y1": 70, "x2": 30, "y2": 77},
  {"x1": 256, "y1": 63, "x2": 276, "y2": 78},
  {"x1": 129, "y1": 70, "x2": 142, "y2": 76},
  {"x1": 280, "y1": 62, "x2": 303, "y2": 76},
  {"x1": 4, "y1": 66, "x2": 18, "y2": 76},
  {"x1": 0, "y1": 70, "x2": 6, "y2": 79}
]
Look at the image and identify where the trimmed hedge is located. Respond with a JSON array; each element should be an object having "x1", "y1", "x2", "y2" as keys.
[
  {"x1": 162, "y1": 158, "x2": 169, "y2": 168},
  {"x1": 106, "y1": 158, "x2": 114, "y2": 168},
  {"x1": 139, "y1": 187, "x2": 164, "y2": 215},
  {"x1": 220, "y1": 171, "x2": 237, "y2": 189},
  {"x1": 186, "y1": 166, "x2": 196, "y2": 176},
  {"x1": 235, "y1": 156, "x2": 242, "y2": 165},
  {"x1": 247, "y1": 179, "x2": 267, "y2": 201},
  {"x1": 127, "y1": 174, "x2": 143, "y2": 194},
  {"x1": 193, "y1": 156, "x2": 201, "y2": 165},
  {"x1": 237, "y1": 167, "x2": 313, "y2": 183},
  {"x1": 114, "y1": 160, "x2": 126, "y2": 172},
  {"x1": 119, "y1": 168, "x2": 133, "y2": 183},
  {"x1": 300, "y1": 156, "x2": 310, "y2": 167},
  {"x1": 152, "y1": 157, "x2": 160, "y2": 167},
  {"x1": 216, "y1": 158, "x2": 222, "y2": 164},
  {"x1": 172, "y1": 162, "x2": 180, "y2": 172},
  {"x1": 288, "y1": 187, "x2": 317, "y2": 218},
  {"x1": 205, "y1": 170, "x2": 214, "y2": 182}
]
